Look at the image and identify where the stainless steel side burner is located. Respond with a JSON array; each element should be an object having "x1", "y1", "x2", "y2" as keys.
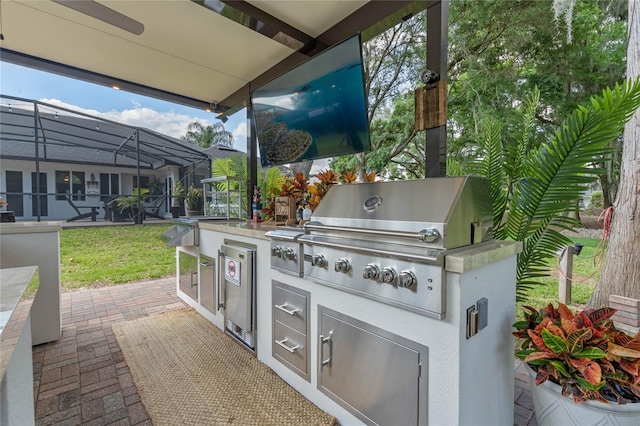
[
  {"x1": 265, "y1": 227, "x2": 305, "y2": 277},
  {"x1": 298, "y1": 176, "x2": 493, "y2": 319}
]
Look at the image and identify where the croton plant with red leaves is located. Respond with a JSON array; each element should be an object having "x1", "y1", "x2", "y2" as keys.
[{"x1": 513, "y1": 303, "x2": 640, "y2": 404}]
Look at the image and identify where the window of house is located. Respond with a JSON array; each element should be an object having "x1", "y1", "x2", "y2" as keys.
[
  {"x1": 56, "y1": 171, "x2": 85, "y2": 201},
  {"x1": 100, "y1": 173, "x2": 120, "y2": 201},
  {"x1": 133, "y1": 176, "x2": 150, "y2": 190}
]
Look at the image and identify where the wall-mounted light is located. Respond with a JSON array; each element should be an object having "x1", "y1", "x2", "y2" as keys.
[
  {"x1": 112, "y1": 85, "x2": 120, "y2": 90},
  {"x1": 63, "y1": 175, "x2": 70, "y2": 183},
  {"x1": 96, "y1": 122, "x2": 100, "y2": 130}
]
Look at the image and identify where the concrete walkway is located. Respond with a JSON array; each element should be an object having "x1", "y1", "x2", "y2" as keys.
[{"x1": 32, "y1": 277, "x2": 537, "y2": 425}]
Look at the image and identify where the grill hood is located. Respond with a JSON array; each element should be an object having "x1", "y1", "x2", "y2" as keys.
[{"x1": 304, "y1": 176, "x2": 493, "y2": 250}]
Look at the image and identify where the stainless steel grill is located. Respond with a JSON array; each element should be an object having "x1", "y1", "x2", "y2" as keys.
[{"x1": 297, "y1": 176, "x2": 493, "y2": 319}]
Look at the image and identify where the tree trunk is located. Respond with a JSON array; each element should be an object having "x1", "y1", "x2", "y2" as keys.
[
  {"x1": 599, "y1": 171, "x2": 613, "y2": 209},
  {"x1": 587, "y1": 0, "x2": 640, "y2": 308}
]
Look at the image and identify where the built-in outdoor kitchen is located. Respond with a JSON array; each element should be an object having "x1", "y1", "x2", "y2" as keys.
[
  {"x1": 165, "y1": 176, "x2": 521, "y2": 426},
  {"x1": 157, "y1": 10, "x2": 522, "y2": 424}
]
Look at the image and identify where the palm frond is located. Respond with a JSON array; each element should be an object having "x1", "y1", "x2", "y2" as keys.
[
  {"x1": 507, "y1": 79, "x2": 640, "y2": 245},
  {"x1": 478, "y1": 79, "x2": 640, "y2": 301}
]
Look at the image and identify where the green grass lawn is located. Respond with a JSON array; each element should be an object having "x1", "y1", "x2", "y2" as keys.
[
  {"x1": 60, "y1": 224, "x2": 176, "y2": 290},
  {"x1": 515, "y1": 236, "x2": 604, "y2": 317}
]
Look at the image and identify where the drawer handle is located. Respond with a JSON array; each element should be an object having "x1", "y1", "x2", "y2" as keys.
[
  {"x1": 275, "y1": 303, "x2": 300, "y2": 316},
  {"x1": 190, "y1": 270, "x2": 198, "y2": 288},
  {"x1": 275, "y1": 338, "x2": 300, "y2": 354},
  {"x1": 320, "y1": 332, "x2": 333, "y2": 369}
]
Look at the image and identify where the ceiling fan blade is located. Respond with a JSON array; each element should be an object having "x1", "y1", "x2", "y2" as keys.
[{"x1": 52, "y1": 0, "x2": 144, "y2": 35}]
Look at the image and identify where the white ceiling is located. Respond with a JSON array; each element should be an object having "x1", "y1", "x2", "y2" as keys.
[{"x1": 0, "y1": 0, "x2": 423, "y2": 114}]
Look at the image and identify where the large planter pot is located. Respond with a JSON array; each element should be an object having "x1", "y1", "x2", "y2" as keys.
[
  {"x1": 525, "y1": 364, "x2": 640, "y2": 425},
  {"x1": 171, "y1": 206, "x2": 181, "y2": 218}
]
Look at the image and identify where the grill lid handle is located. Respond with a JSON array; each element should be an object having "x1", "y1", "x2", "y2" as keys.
[
  {"x1": 304, "y1": 223, "x2": 441, "y2": 244},
  {"x1": 418, "y1": 229, "x2": 441, "y2": 243}
]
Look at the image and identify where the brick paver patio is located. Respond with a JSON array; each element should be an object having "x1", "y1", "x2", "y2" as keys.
[
  {"x1": 31, "y1": 277, "x2": 536, "y2": 425},
  {"x1": 32, "y1": 278, "x2": 185, "y2": 425}
]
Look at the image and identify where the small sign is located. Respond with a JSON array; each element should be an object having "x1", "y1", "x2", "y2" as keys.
[{"x1": 225, "y1": 257, "x2": 241, "y2": 286}]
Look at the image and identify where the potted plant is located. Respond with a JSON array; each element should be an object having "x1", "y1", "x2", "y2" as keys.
[
  {"x1": 171, "y1": 181, "x2": 185, "y2": 218},
  {"x1": 113, "y1": 188, "x2": 149, "y2": 224},
  {"x1": 513, "y1": 303, "x2": 640, "y2": 425},
  {"x1": 185, "y1": 184, "x2": 203, "y2": 217}
]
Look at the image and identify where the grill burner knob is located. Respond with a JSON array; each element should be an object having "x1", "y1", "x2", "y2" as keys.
[
  {"x1": 311, "y1": 254, "x2": 327, "y2": 267},
  {"x1": 398, "y1": 270, "x2": 417, "y2": 288},
  {"x1": 380, "y1": 267, "x2": 397, "y2": 284},
  {"x1": 334, "y1": 258, "x2": 351, "y2": 273},
  {"x1": 363, "y1": 264, "x2": 380, "y2": 280},
  {"x1": 272, "y1": 246, "x2": 283, "y2": 258},
  {"x1": 283, "y1": 248, "x2": 296, "y2": 260}
]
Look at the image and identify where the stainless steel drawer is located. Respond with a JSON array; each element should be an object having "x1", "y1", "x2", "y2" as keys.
[
  {"x1": 273, "y1": 320, "x2": 308, "y2": 379},
  {"x1": 199, "y1": 255, "x2": 215, "y2": 314},
  {"x1": 273, "y1": 283, "x2": 308, "y2": 335}
]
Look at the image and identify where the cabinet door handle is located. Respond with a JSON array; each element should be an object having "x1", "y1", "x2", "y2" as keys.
[
  {"x1": 190, "y1": 270, "x2": 198, "y2": 288},
  {"x1": 320, "y1": 332, "x2": 333, "y2": 369},
  {"x1": 274, "y1": 303, "x2": 299, "y2": 316},
  {"x1": 275, "y1": 338, "x2": 300, "y2": 354},
  {"x1": 199, "y1": 261, "x2": 213, "y2": 267},
  {"x1": 217, "y1": 251, "x2": 225, "y2": 309}
]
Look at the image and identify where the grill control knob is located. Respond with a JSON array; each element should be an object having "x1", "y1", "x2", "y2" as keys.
[
  {"x1": 272, "y1": 246, "x2": 283, "y2": 258},
  {"x1": 283, "y1": 248, "x2": 296, "y2": 260},
  {"x1": 380, "y1": 267, "x2": 397, "y2": 284},
  {"x1": 334, "y1": 258, "x2": 351, "y2": 273},
  {"x1": 398, "y1": 270, "x2": 417, "y2": 288},
  {"x1": 363, "y1": 264, "x2": 380, "y2": 280},
  {"x1": 311, "y1": 254, "x2": 327, "y2": 267}
]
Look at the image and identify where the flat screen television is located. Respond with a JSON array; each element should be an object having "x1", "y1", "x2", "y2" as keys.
[{"x1": 251, "y1": 34, "x2": 370, "y2": 167}]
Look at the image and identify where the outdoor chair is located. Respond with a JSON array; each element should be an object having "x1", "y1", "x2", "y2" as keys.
[{"x1": 65, "y1": 191, "x2": 100, "y2": 222}]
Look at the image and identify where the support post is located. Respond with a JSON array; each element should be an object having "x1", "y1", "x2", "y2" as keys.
[
  {"x1": 558, "y1": 246, "x2": 573, "y2": 304},
  {"x1": 247, "y1": 99, "x2": 258, "y2": 216},
  {"x1": 425, "y1": 0, "x2": 448, "y2": 178}
]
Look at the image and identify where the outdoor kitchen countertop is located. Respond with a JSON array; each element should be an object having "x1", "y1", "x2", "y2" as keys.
[
  {"x1": 0, "y1": 221, "x2": 63, "y2": 235},
  {"x1": 198, "y1": 220, "x2": 290, "y2": 240},
  {"x1": 0, "y1": 266, "x2": 38, "y2": 379},
  {"x1": 445, "y1": 240, "x2": 523, "y2": 274}
]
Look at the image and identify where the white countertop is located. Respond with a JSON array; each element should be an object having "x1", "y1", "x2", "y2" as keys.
[
  {"x1": 198, "y1": 220, "x2": 285, "y2": 240},
  {"x1": 1, "y1": 266, "x2": 39, "y2": 378},
  {"x1": 0, "y1": 221, "x2": 63, "y2": 235}
]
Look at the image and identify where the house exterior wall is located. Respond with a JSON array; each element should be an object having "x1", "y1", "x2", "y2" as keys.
[{"x1": 0, "y1": 158, "x2": 181, "y2": 221}]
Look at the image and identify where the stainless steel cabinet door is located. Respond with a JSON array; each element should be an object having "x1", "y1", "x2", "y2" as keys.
[
  {"x1": 219, "y1": 244, "x2": 255, "y2": 331},
  {"x1": 178, "y1": 251, "x2": 198, "y2": 301},
  {"x1": 199, "y1": 255, "x2": 215, "y2": 313},
  {"x1": 318, "y1": 306, "x2": 428, "y2": 426}
]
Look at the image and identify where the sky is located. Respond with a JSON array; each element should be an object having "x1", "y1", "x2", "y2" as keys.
[{"x1": 0, "y1": 62, "x2": 248, "y2": 152}]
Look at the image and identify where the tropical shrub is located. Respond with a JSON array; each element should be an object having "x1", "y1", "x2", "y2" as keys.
[
  {"x1": 513, "y1": 303, "x2": 640, "y2": 404},
  {"x1": 472, "y1": 79, "x2": 640, "y2": 300}
]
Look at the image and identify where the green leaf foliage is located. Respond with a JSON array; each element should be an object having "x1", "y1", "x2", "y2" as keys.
[
  {"x1": 575, "y1": 348, "x2": 607, "y2": 360},
  {"x1": 476, "y1": 79, "x2": 640, "y2": 300},
  {"x1": 541, "y1": 328, "x2": 568, "y2": 354}
]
